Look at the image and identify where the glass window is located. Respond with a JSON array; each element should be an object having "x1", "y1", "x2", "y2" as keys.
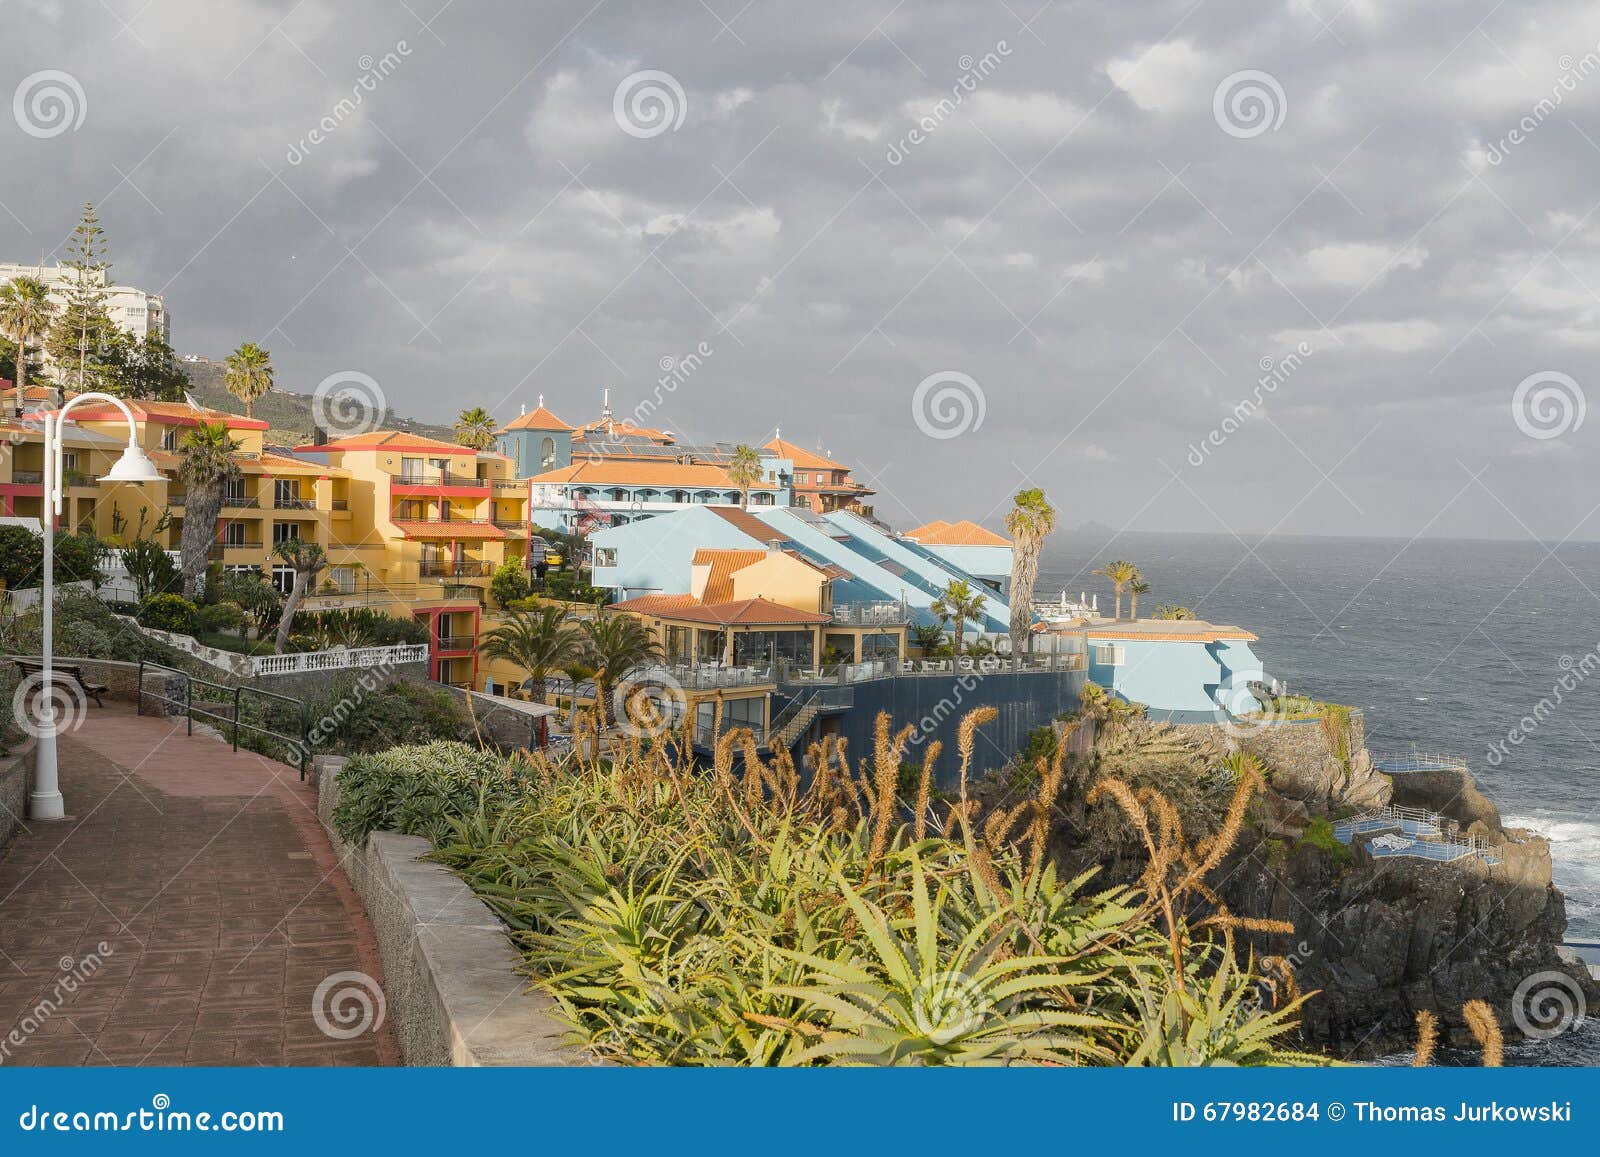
[
  {"x1": 271, "y1": 565, "x2": 296, "y2": 594},
  {"x1": 272, "y1": 523, "x2": 300, "y2": 545},
  {"x1": 594, "y1": 547, "x2": 617, "y2": 567}
]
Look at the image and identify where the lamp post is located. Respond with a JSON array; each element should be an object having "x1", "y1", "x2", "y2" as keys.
[{"x1": 30, "y1": 392, "x2": 163, "y2": 820}]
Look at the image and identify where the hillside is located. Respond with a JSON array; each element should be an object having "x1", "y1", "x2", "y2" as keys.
[{"x1": 179, "y1": 356, "x2": 454, "y2": 446}]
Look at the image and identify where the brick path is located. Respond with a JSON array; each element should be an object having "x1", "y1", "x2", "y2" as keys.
[{"x1": 0, "y1": 705, "x2": 398, "y2": 1066}]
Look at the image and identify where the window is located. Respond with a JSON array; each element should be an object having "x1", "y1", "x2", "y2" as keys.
[
  {"x1": 272, "y1": 522, "x2": 300, "y2": 545},
  {"x1": 594, "y1": 548, "x2": 617, "y2": 568},
  {"x1": 61, "y1": 452, "x2": 79, "y2": 471},
  {"x1": 274, "y1": 479, "x2": 300, "y2": 505},
  {"x1": 328, "y1": 567, "x2": 356, "y2": 593},
  {"x1": 794, "y1": 472, "x2": 808, "y2": 485},
  {"x1": 271, "y1": 565, "x2": 296, "y2": 594},
  {"x1": 1091, "y1": 644, "x2": 1126, "y2": 666},
  {"x1": 400, "y1": 457, "x2": 422, "y2": 481},
  {"x1": 540, "y1": 436, "x2": 556, "y2": 470},
  {"x1": 222, "y1": 521, "x2": 247, "y2": 547},
  {"x1": 160, "y1": 427, "x2": 177, "y2": 451}
]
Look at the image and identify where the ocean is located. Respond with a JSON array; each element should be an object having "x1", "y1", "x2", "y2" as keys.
[{"x1": 1038, "y1": 532, "x2": 1600, "y2": 1065}]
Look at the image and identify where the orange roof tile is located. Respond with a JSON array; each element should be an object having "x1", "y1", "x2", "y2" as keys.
[
  {"x1": 692, "y1": 548, "x2": 768, "y2": 604},
  {"x1": 527, "y1": 460, "x2": 778, "y2": 489},
  {"x1": 906, "y1": 519, "x2": 1010, "y2": 547},
  {"x1": 57, "y1": 398, "x2": 269, "y2": 430},
  {"x1": 572, "y1": 418, "x2": 675, "y2": 443},
  {"x1": 497, "y1": 405, "x2": 573, "y2": 433},
  {"x1": 660, "y1": 598, "x2": 832, "y2": 626},
  {"x1": 299, "y1": 430, "x2": 477, "y2": 455},
  {"x1": 765, "y1": 437, "x2": 847, "y2": 471},
  {"x1": 391, "y1": 520, "x2": 507, "y2": 540},
  {"x1": 612, "y1": 593, "x2": 702, "y2": 615}
]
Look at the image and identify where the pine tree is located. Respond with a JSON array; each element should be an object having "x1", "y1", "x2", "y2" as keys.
[{"x1": 46, "y1": 203, "x2": 115, "y2": 390}]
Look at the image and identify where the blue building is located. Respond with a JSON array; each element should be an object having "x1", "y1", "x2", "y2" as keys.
[{"x1": 1069, "y1": 619, "x2": 1267, "y2": 720}]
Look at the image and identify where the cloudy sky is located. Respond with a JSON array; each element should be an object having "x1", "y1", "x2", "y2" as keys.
[{"x1": 4, "y1": 0, "x2": 1599, "y2": 541}]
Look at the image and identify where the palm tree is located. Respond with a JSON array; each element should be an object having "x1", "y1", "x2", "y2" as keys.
[
  {"x1": 223, "y1": 342, "x2": 274, "y2": 418},
  {"x1": 930, "y1": 578, "x2": 987, "y2": 657},
  {"x1": 1004, "y1": 487, "x2": 1055, "y2": 653},
  {"x1": 726, "y1": 444, "x2": 763, "y2": 509},
  {"x1": 1154, "y1": 604, "x2": 1196, "y2": 620},
  {"x1": 478, "y1": 605, "x2": 584, "y2": 702},
  {"x1": 454, "y1": 406, "x2": 498, "y2": 450},
  {"x1": 580, "y1": 612, "x2": 664, "y2": 712},
  {"x1": 0, "y1": 275, "x2": 54, "y2": 415},
  {"x1": 175, "y1": 421, "x2": 241, "y2": 600},
  {"x1": 1092, "y1": 559, "x2": 1140, "y2": 620},
  {"x1": 908, "y1": 621, "x2": 946, "y2": 655},
  {"x1": 272, "y1": 537, "x2": 327, "y2": 654},
  {"x1": 1128, "y1": 576, "x2": 1150, "y2": 620}
]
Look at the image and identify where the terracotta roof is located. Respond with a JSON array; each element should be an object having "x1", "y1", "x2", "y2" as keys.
[
  {"x1": 56, "y1": 398, "x2": 269, "y2": 430},
  {"x1": 298, "y1": 430, "x2": 477, "y2": 455},
  {"x1": 526, "y1": 460, "x2": 778, "y2": 489},
  {"x1": 391, "y1": 520, "x2": 507, "y2": 540},
  {"x1": 906, "y1": 519, "x2": 1010, "y2": 547},
  {"x1": 1086, "y1": 622, "x2": 1257, "y2": 642},
  {"x1": 657, "y1": 597, "x2": 832, "y2": 626},
  {"x1": 707, "y1": 506, "x2": 784, "y2": 542},
  {"x1": 765, "y1": 437, "x2": 847, "y2": 471},
  {"x1": 497, "y1": 405, "x2": 573, "y2": 433},
  {"x1": 258, "y1": 452, "x2": 343, "y2": 477},
  {"x1": 692, "y1": 548, "x2": 768, "y2": 604},
  {"x1": 611, "y1": 593, "x2": 702, "y2": 615}
]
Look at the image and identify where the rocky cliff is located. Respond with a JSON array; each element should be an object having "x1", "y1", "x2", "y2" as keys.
[{"x1": 1222, "y1": 712, "x2": 1596, "y2": 1057}]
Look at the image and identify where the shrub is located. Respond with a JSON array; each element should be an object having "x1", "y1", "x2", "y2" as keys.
[
  {"x1": 57, "y1": 621, "x2": 114, "y2": 659},
  {"x1": 196, "y1": 601, "x2": 247, "y2": 637},
  {"x1": 138, "y1": 593, "x2": 200, "y2": 635},
  {"x1": 490, "y1": 558, "x2": 532, "y2": 608},
  {"x1": 541, "y1": 568, "x2": 610, "y2": 605},
  {"x1": 1295, "y1": 816, "x2": 1351, "y2": 865},
  {"x1": 119, "y1": 539, "x2": 180, "y2": 601},
  {"x1": 332, "y1": 741, "x2": 525, "y2": 844},
  {"x1": 339, "y1": 710, "x2": 1325, "y2": 1067},
  {"x1": 291, "y1": 608, "x2": 428, "y2": 648},
  {"x1": 0, "y1": 526, "x2": 107, "y2": 590},
  {"x1": 306, "y1": 677, "x2": 472, "y2": 755},
  {"x1": 215, "y1": 572, "x2": 283, "y2": 636}
]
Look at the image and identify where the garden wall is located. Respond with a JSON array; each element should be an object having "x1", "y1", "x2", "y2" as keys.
[
  {"x1": 312, "y1": 755, "x2": 592, "y2": 1066},
  {"x1": 0, "y1": 750, "x2": 28, "y2": 853}
]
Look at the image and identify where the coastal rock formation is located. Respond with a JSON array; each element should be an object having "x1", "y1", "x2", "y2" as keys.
[{"x1": 1384, "y1": 764, "x2": 1503, "y2": 834}]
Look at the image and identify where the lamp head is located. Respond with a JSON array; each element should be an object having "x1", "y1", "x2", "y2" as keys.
[{"x1": 103, "y1": 443, "x2": 164, "y2": 483}]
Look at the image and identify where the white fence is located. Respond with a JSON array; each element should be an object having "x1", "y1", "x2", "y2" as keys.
[{"x1": 249, "y1": 644, "x2": 430, "y2": 677}]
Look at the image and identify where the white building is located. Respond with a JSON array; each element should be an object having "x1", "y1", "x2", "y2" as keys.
[{"x1": 0, "y1": 262, "x2": 170, "y2": 351}]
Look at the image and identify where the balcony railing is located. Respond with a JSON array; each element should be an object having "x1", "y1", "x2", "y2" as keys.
[
  {"x1": 491, "y1": 479, "x2": 526, "y2": 491},
  {"x1": 11, "y1": 470, "x2": 42, "y2": 484},
  {"x1": 490, "y1": 517, "x2": 527, "y2": 529},
  {"x1": 419, "y1": 560, "x2": 492, "y2": 578},
  {"x1": 392, "y1": 514, "x2": 493, "y2": 525},
  {"x1": 643, "y1": 662, "x2": 775, "y2": 690},
  {"x1": 831, "y1": 601, "x2": 910, "y2": 626},
  {"x1": 330, "y1": 498, "x2": 350, "y2": 511},
  {"x1": 274, "y1": 497, "x2": 316, "y2": 511},
  {"x1": 221, "y1": 494, "x2": 259, "y2": 509},
  {"x1": 435, "y1": 635, "x2": 476, "y2": 652},
  {"x1": 396, "y1": 472, "x2": 487, "y2": 488}
]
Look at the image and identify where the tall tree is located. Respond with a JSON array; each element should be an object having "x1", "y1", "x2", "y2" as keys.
[
  {"x1": 931, "y1": 578, "x2": 987, "y2": 657},
  {"x1": 727, "y1": 444, "x2": 763, "y2": 509},
  {"x1": 0, "y1": 274, "x2": 54, "y2": 413},
  {"x1": 1003, "y1": 487, "x2": 1056, "y2": 653},
  {"x1": 478, "y1": 605, "x2": 584, "y2": 701},
  {"x1": 103, "y1": 328, "x2": 188, "y2": 400},
  {"x1": 1092, "y1": 559, "x2": 1140, "y2": 620},
  {"x1": 223, "y1": 342, "x2": 274, "y2": 417},
  {"x1": 175, "y1": 420, "x2": 241, "y2": 600},
  {"x1": 272, "y1": 537, "x2": 327, "y2": 653},
  {"x1": 580, "y1": 612, "x2": 664, "y2": 711},
  {"x1": 1128, "y1": 576, "x2": 1150, "y2": 620},
  {"x1": 453, "y1": 406, "x2": 498, "y2": 450},
  {"x1": 45, "y1": 204, "x2": 114, "y2": 390}
]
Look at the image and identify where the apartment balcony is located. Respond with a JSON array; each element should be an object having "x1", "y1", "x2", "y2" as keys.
[
  {"x1": 435, "y1": 635, "x2": 476, "y2": 653},
  {"x1": 208, "y1": 540, "x2": 264, "y2": 559},
  {"x1": 273, "y1": 497, "x2": 317, "y2": 511},
  {"x1": 418, "y1": 560, "x2": 492, "y2": 579},
  {"x1": 330, "y1": 498, "x2": 350, "y2": 511},
  {"x1": 490, "y1": 516, "x2": 527, "y2": 532},
  {"x1": 491, "y1": 479, "x2": 526, "y2": 492},
  {"x1": 221, "y1": 495, "x2": 261, "y2": 510},
  {"x1": 393, "y1": 471, "x2": 488, "y2": 491},
  {"x1": 9, "y1": 470, "x2": 42, "y2": 486}
]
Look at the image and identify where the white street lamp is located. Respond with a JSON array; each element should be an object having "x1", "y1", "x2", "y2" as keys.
[{"x1": 30, "y1": 392, "x2": 162, "y2": 820}]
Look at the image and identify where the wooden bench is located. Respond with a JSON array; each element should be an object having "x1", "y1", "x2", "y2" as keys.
[{"x1": 10, "y1": 659, "x2": 109, "y2": 707}]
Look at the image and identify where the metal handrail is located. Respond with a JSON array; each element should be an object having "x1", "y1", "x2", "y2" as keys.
[{"x1": 136, "y1": 659, "x2": 310, "y2": 777}]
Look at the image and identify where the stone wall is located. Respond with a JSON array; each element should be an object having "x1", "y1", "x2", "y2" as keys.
[
  {"x1": 1235, "y1": 710, "x2": 1391, "y2": 812},
  {"x1": 0, "y1": 750, "x2": 28, "y2": 853},
  {"x1": 313, "y1": 756, "x2": 591, "y2": 1066}
]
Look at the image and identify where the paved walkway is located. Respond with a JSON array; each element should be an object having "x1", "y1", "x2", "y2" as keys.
[{"x1": 0, "y1": 704, "x2": 397, "y2": 1066}]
